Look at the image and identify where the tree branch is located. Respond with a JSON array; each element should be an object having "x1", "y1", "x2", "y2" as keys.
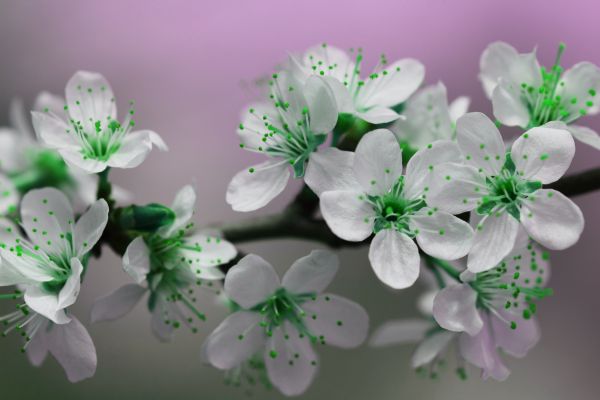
[{"x1": 547, "y1": 166, "x2": 600, "y2": 197}]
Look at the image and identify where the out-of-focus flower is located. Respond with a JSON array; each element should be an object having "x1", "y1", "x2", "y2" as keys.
[
  {"x1": 480, "y1": 41, "x2": 600, "y2": 149},
  {"x1": 290, "y1": 43, "x2": 425, "y2": 124},
  {"x1": 202, "y1": 251, "x2": 369, "y2": 396},
  {"x1": 32, "y1": 71, "x2": 167, "y2": 174},
  {"x1": 227, "y1": 71, "x2": 337, "y2": 212},
  {"x1": 0, "y1": 188, "x2": 108, "y2": 324},
  {"x1": 432, "y1": 230, "x2": 551, "y2": 380},
  {"x1": 390, "y1": 82, "x2": 470, "y2": 157},
  {"x1": 91, "y1": 185, "x2": 236, "y2": 341},
  {"x1": 305, "y1": 129, "x2": 473, "y2": 289},
  {"x1": 429, "y1": 112, "x2": 583, "y2": 272}
]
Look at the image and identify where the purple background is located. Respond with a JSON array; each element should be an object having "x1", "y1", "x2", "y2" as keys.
[{"x1": 0, "y1": 1, "x2": 598, "y2": 398}]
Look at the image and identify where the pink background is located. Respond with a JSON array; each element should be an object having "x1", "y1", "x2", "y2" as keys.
[{"x1": 0, "y1": 1, "x2": 598, "y2": 399}]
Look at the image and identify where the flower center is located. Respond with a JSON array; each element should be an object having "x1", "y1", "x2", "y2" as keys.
[
  {"x1": 9, "y1": 150, "x2": 72, "y2": 194},
  {"x1": 470, "y1": 245, "x2": 552, "y2": 330},
  {"x1": 477, "y1": 154, "x2": 541, "y2": 219},
  {"x1": 370, "y1": 177, "x2": 426, "y2": 234},
  {"x1": 64, "y1": 102, "x2": 136, "y2": 162},
  {"x1": 520, "y1": 43, "x2": 597, "y2": 126},
  {"x1": 251, "y1": 288, "x2": 315, "y2": 343}
]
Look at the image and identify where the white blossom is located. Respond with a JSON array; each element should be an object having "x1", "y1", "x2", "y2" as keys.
[
  {"x1": 428, "y1": 112, "x2": 584, "y2": 272},
  {"x1": 480, "y1": 41, "x2": 600, "y2": 149},
  {"x1": 289, "y1": 43, "x2": 425, "y2": 124},
  {"x1": 91, "y1": 185, "x2": 236, "y2": 341},
  {"x1": 227, "y1": 71, "x2": 337, "y2": 212},
  {"x1": 0, "y1": 188, "x2": 108, "y2": 324},
  {"x1": 305, "y1": 129, "x2": 474, "y2": 289},
  {"x1": 202, "y1": 251, "x2": 369, "y2": 396},
  {"x1": 31, "y1": 71, "x2": 167, "y2": 174}
]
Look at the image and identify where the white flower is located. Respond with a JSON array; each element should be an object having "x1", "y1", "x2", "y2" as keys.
[
  {"x1": 390, "y1": 82, "x2": 470, "y2": 153},
  {"x1": 289, "y1": 43, "x2": 425, "y2": 124},
  {"x1": 480, "y1": 41, "x2": 600, "y2": 150},
  {"x1": 0, "y1": 96, "x2": 131, "y2": 214},
  {"x1": 305, "y1": 129, "x2": 474, "y2": 289},
  {"x1": 371, "y1": 230, "x2": 550, "y2": 381},
  {"x1": 91, "y1": 185, "x2": 237, "y2": 341},
  {"x1": 31, "y1": 71, "x2": 167, "y2": 174},
  {"x1": 432, "y1": 230, "x2": 551, "y2": 381},
  {"x1": 202, "y1": 251, "x2": 369, "y2": 397},
  {"x1": 428, "y1": 112, "x2": 584, "y2": 272},
  {"x1": 227, "y1": 71, "x2": 337, "y2": 211},
  {"x1": 0, "y1": 188, "x2": 108, "y2": 324}
]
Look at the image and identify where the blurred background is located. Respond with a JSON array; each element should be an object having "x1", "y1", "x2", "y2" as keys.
[{"x1": 0, "y1": 0, "x2": 598, "y2": 398}]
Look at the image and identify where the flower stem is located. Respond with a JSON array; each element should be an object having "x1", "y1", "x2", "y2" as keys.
[
  {"x1": 96, "y1": 168, "x2": 114, "y2": 207},
  {"x1": 423, "y1": 255, "x2": 462, "y2": 282}
]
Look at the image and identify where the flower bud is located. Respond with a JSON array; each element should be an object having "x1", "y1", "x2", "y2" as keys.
[{"x1": 117, "y1": 203, "x2": 176, "y2": 232}]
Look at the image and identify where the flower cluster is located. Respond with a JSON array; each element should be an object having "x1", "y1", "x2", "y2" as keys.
[{"x1": 0, "y1": 41, "x2": 597, "y2": 396}]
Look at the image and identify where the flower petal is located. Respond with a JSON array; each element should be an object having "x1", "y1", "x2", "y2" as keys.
[
  {"x1": 226, "y1": 160, "x2": 290, "y2": 212},
  {"x1": 356, "y1": 106, "x2": 401, "y2": 124},
  {"x1": 159, "y1": 185, "x2": 196, "y2": 237},
  {"x1": 304, "y1": 75, "x2": 338, "y2": 134},
  {"x1": 369, "y1": 229, "x2": 419, "y2": 289},
  {"x1": 491, "y1": 79, "x2": 530, "y2": 127},
  {"x1": 557, "y1": 62, "x2": 600, "y2": 116},
  {"x1": 24, "y1": 286, "x2": 70, "y2": 324},
  {"x1": 204, "y1": 311, "x2": 265, "y2": 370},
  {"x1": 449, "y1": 96, "x2": 471, "y2": 123},
  {"x1": 305, "y1": 148, "x2": 359, "y2": 196},
  {"x1": 73, "y1": 199, "x2": 108, "y2": 257},
  {"x1": 467, "y1": 211, "x2": 519, "y2": 273},
  {"x1": 26, "y1": 318, "x2": 50, "y2": 366},
  {"x1": 303, "y1": 293, "x2": 369, "y2": 348},
  {"x1": 59, "y1": 148, "x2": 107, "y2": 173},
  {"x1": 511, "y1": 125, "x2": 575, "y2": 184},
  {"x1": 265, "y1": 323, "x2": 318, "y2": 397},
  {"x1": 320, "y1": 190, "x2": 375, "y2": 241},
  {"x1": 369, "y1": 319, "x2": 432, "y2": 347},
  {"x1": 224, "y1": 254, "x2": 280, "y2": 309},
  {"x1": 31, "y1": 111, "x2": 78, "y2": 150},
  {"x1": 427, "y1": 162, "x2": 487, "y2": 214},
  {"x1": 65, "y1": 71, "x2": 116, "y2": 132},
  {"x1": 46, "y1": 316, "x2": 97, "y2": 383},
  {"x1": 357, "y1": 58, "x2": 425, "y2": 109},
  {"x1": 458, "y1": 313, "x2": 510, "y2": 381},
  {"x1": 432, "y1": 284, "x2": 483, "y2": 335},
  {"x1": 520, "y1": 189, "x2": 584, "y2": 250},
  {"x1": 353, "y1": 129, "x2": 403, "y2": 195},
  {"x1": 123, "y1": 237, "x2": 151, "y2": 284},
  {"x1": 567, "y1": 125, "x2": 600, "y2": 150},
  {"x1": 91, "y1": 284, "x2": 147, "y2": 323},
  {"x1": 411, "y1": 209, "x2": 474, "y2": 260},
  {"x1": 403, "y1": 140, "x2": 462, "y2": 201},
  {"x1": 282, "y1": 250, "x2": 338, "y2": 294},
  {"x1": 411, "y1": 330, "x2": 456, "y2": 368},
  {"x1": 21, "y1": 187, "x2": 75, "y2": 255},
  {"x1": 391, "y1": 83, "x2": 454, "y2": 148},
  {"x1": 57, "y1": 258, "x2": 83, "y2": 310},
  {"x1": 456, "y1": 112, "x2": 506, "y2": 175},
  {"x1": 106, "y1": 130, "x2": 155, "y2": 169},
  {"x1": 491, "y1": 311, "x2": 540, "y2": 358},
  {"x1": 180, "y1": 234, "x2": 237, "y2": 269},
  {"x1": 301, "y1": 44, "x2": 355, "y2": 84},
  {"x1": 479, "y1": 42, "x2": 542, "y2": 99},
  {"x1": 237, "y1": 102, "x2": 280, "y2": 149}
]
